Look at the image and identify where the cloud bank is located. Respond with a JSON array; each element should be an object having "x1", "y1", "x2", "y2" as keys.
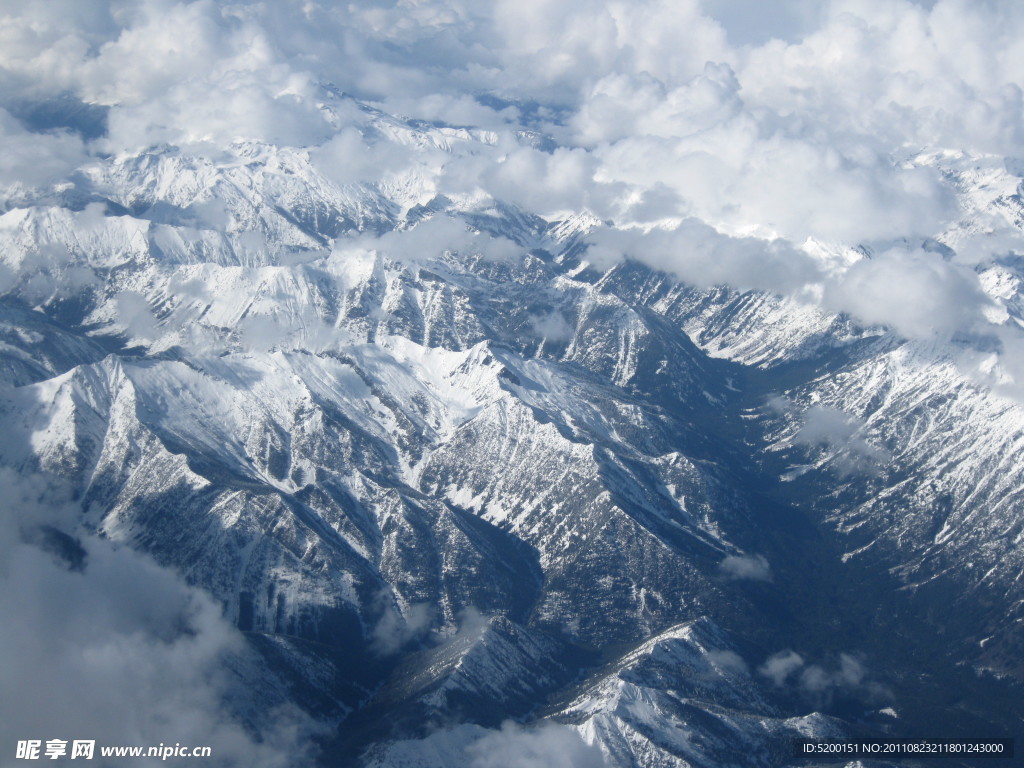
[{"x1": 1, "y1": 0, "x2": 1022, "y2": 364}]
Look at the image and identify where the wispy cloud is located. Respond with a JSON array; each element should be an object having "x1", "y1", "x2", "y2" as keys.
[{"x1": 793, "y1": 404, "x2": 892, "y2": 474}]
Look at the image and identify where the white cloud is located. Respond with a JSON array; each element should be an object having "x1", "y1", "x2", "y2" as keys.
[
  {"x1": 366, "y1": 720, "x2": 607, "y2": 768},
  {"x1": 310, "y1": 126, "x2": 419, "y2": 187},
  {"x1": 0, "y1": 0, "x2": 334, "y2": 151},
  {"x1": 579, "y1": 61, "x2": 957, "y2": 243},
  {"x1": 466, "y1": 721, "x2": 607, "y2": 768},
  {"x1": 703, "y1": 0, "x2": 825, "y2": 45},
  {"x1": 0, "y1": 108, "x2": 86, "y2": 189},
  {"x1": 529, "y1": 311, "x2": 574, "y2": 343},
  {"x1": 741, "y1": 0, "x2": 1024, "y2": 156},
  {"x1": 823, "y1": 247, "x2": 993, "y2": 339},
  {"x1": 719, "y1": 553, "x2": 773, "y2": 581},
  {"x1": 585, "y1": 220, "x2": 822, "y2": 295},
  {"x1": 759, "y1": 648, "x2": 889, "y2": 704},
  {"x1": 793, "y1": 404, "x2": 892, "y2": 474},
  {"x1": 340, "y1": 215, "x2": 521, "y2": 265},
  {"x1": 477, "y1": 145, "x2": 601, "y2": 217},
  {"x1": 706, "y1": 648, "x2": 749, "y2": 675},
  {"x1": 0, "y1": 469, "x2": 314, "y2": 766},
  {"x1": 114, "y1": 290, "x2": 159, "y2": 342},
  {"x1": 0, "y1": 0, "x2": 1022, "y2": 362},
  {"x1": 370, "y1": 590, "x2": 435, "y2": 657},
  {"x1": 758, "y1": 650, "x2": 804, "y2": 686}
]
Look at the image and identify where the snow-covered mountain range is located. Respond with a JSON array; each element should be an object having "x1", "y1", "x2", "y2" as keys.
[
  {"x1": 5, "y1": 1, "x2": 1024, "y2": 764},
  {"x1": 2, "y1": 81, "x2": 1024, "y2": 767}
]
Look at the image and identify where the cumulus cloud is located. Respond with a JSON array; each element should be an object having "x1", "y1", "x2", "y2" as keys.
[
  {"x1": 758, "y1": 648, "x2": 889, "y2": 705},
  {"x1": 704, "y1": 0, "x2": 824, "y2": 45},
  {"x1": 466, "y1": 721, "x2": 607, "y2": 768},
  {"x1": 310, "y1": 126, "x2": 419, "y2": 187},
  {"x1": 759, "y1": 650, "x2": 805, "y2": 686},
  {"x1": 476, "y1": 145, "x2": 602, "y2": 217},
  {"x1": 579, "y1": 73, "x2": 955, "y2": 242},
  {"x1": 367, "y1": 720, "x2": 607, "y2": 768},
  {"x1": 823, "y1": 247, "x2": 994, "y2": 339},
  {"x1": 0, "y1": 0, "x2": 333, "y2": 151},
  {"x1": 585, "y1": 220, "x2": 822, "y2": 295},
  {"x1": 333, "y1": 215, "x2": 521, "y2": 267},
  {"x1": 800, "y1": 653, "x2": 867, "y2": 694},
  {"x1": 0, "y1": 1, "x2": 1022, "y2": 374},
  {"x1": 719, "y1": 553, "x2": 773, "y2": 581},
  {"x1": 740, "y1": 0, "x2": 1024, "y2": 157},
  {"x1": 1, "y1": 0, "x2": 1021, "y2": 274}
]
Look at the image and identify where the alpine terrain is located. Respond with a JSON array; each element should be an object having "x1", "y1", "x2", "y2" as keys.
[{"x1": 2, "y1": 2, "x2": 1024, "y2": 767}]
